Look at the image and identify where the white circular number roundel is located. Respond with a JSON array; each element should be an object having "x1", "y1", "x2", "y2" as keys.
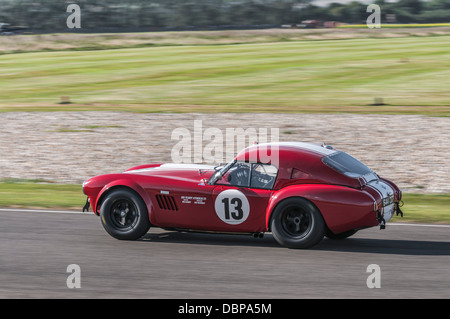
[{"x1": 214, "y1": 189, "x2": 250, "y2": 225}]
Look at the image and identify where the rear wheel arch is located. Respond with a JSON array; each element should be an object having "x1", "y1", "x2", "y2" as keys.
[
  {"x1": 267, "y1": 185, "x2": 377, "y2": 235},
  {"x1": 268, "y1": 196, "x2": 327, "y2": 231},
  {"x1": 268, "y1": 196, "x2": 327, "y2": 249}
]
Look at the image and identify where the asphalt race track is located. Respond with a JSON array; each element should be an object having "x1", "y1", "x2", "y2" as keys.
[{"x1": 0, "y1": 208, "x2": 449, "y2": 299}]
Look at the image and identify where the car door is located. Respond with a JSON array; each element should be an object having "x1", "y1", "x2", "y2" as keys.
[
  {"x1": 152, "y1": 180, "x2": 216, "y2": 230},
  {"x1": 210, "y1": 162, "x2": 277, "y2": 233}
]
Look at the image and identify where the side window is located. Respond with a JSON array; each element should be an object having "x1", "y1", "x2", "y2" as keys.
[
  {"x1": 250, "y1": 164, "x2": 278, "y2": 189},
  {"x1": 216, "y1": 162, "x2": 278, "y2": 189},
  {"x1": 217, "y1": 162, "x2": 251, "y2": 187}
]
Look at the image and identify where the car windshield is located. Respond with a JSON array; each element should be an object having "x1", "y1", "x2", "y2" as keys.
[
  {"x1": 208, "y1": 160, "x2": 236, "y2": 185},
  {"x1": 322, "y1": 151, "x2": 372, "y2": 178}
]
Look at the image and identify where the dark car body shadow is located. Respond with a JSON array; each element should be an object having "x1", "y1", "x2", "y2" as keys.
[
  {"x1": 140, "y1": 230, "x2": 450, "y2": 256},
  {"x1": 141, "y1": 230, "x2": 280, "y2": 248},
  {"x1": 316, "y1": 237, "x2": 450, "y2": 256}
]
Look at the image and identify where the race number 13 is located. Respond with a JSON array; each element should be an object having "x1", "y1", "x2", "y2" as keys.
[{"x1": 215, "y1": 189, "x2": 250, "y2": 225}]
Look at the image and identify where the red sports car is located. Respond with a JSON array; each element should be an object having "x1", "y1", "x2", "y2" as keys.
[{"x1": 82, "y1": 142, "x2": 403, "y2": 249}]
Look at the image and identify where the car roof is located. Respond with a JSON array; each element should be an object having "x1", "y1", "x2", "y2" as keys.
[
  {"x1": 235, "y1": 142, "x2": 337, "y2": 165},
  {"x1": 262, "y1": 142, "x2": 336, "y2": 156}
]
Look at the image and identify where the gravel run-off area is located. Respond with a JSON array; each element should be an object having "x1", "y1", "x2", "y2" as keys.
[{"x1": 0, "y1": 112, "x2": 448, "y2": 194}]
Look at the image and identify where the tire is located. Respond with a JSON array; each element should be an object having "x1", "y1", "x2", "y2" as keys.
[
  {"x1": 325, "y1": 229, "x2": 357, "y2": 240},
  {"x1": 270, "y1": 197, "x2": 325, "y2": 249},
  {"x1": 100, "y1": 188, "x2": 151, "y2": 240}
]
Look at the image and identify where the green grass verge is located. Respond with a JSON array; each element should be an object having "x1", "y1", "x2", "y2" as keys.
[
  {"x1": 0, "y1": 182, "x2": 84, "y2": 210},
  {"x1": 396, "y1": 193, "x2": 450, "y2": 224},
  {"x1": 1, "y1": 34, "x2": 450, "y2": 115},
  {"x1": 0, "y1": 182, "x2": 448, "y2": 224}
]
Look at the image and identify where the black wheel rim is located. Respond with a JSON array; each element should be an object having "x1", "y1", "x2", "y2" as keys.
[
  {"x1": 280, "y1": 206, "x2": 313, "y2": 239},
  {"x1": 110, "y1": 198, "x2": 138, "y2": 230}
]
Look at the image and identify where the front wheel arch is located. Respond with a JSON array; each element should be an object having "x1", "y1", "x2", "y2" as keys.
[
  {"x1": 96, "y1": 185, "x2": 137, "y2": 212},
  {"x1": 96, "y1": 182, "x2": 152, "y2": 217},
  {"x1": 99, "y1": 187, "x2": 151, "y2": 240}
]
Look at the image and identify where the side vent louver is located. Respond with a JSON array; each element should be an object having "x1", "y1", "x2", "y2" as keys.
[{"x1": 156, "y1": 194, "x2": 178, "y2": 211}]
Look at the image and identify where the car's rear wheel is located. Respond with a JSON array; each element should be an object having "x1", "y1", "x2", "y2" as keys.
[
  {"x1": 100, "y1": 188, "x2": 151, "y2": 240},
  {"x1": 270, "y1": 197, "x2": 325, "y2": 249}
]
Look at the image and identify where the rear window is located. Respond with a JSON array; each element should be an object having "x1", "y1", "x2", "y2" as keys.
[{"x1": 322, "y1": 151, "x2": 372, "y2": 178}]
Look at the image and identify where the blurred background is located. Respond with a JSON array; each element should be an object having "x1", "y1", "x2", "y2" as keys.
[
  {"x1": 1, "y1": 0, "x2": 450, "y2": 31},
  {"x1": 0, "y1": 0, "x2": 449, "y2": 222}
]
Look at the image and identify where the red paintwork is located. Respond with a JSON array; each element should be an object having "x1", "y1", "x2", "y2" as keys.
[{"x1": 83, "y1": 142, "x2": 401, "y2": 235}]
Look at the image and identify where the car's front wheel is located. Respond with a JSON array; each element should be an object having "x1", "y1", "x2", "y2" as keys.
[
  {"x1": 100, "y1": 188, "x2": 151, "y2": 240},
  {"x1": 270, "y1": 197, "x2": 325, "y2": 249}
]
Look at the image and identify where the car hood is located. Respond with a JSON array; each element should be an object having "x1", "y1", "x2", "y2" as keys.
[{"x1": 124, "y1": 163, "x2": 216, "y2": 182}]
